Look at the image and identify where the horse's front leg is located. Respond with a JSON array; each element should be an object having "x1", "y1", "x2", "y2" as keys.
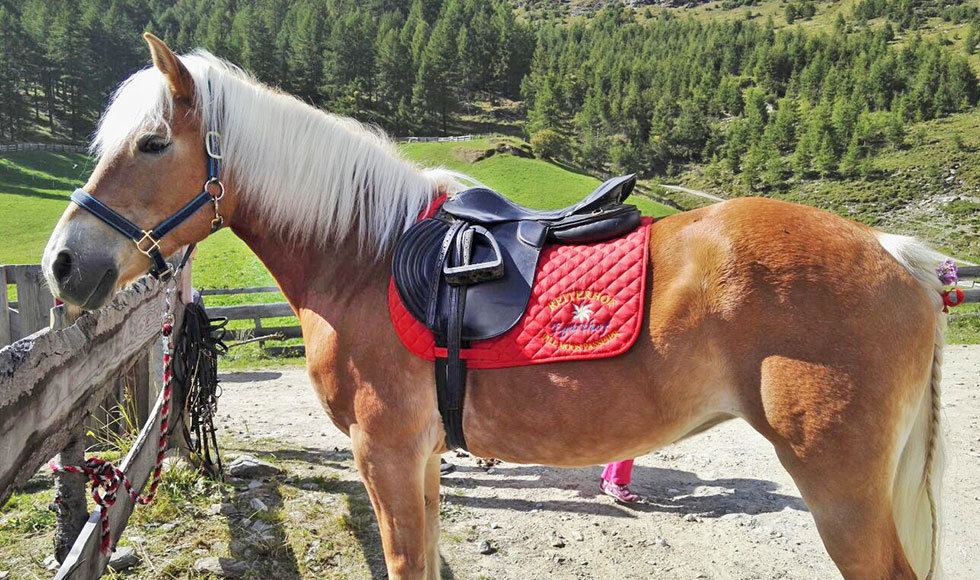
[{"x1": 350, "y1": 423, "x2": 441, "y2": 580}]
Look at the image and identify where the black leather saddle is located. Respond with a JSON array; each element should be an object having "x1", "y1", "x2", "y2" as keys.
[{"x1": 392, "y1": 174, "x2": 641, "y2": 450}]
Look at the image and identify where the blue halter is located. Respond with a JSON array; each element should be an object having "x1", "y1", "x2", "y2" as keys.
[{"x1": 69, "y1": 131, "x2": 225, "y2": 281}]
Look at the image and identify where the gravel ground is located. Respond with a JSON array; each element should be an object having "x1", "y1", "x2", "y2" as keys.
[{"x1": 215, "y1": 344, "x2": 980, "y2": 579}]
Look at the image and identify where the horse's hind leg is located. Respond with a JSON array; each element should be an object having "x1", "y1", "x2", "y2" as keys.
[
  {"x1": 753, "y1": 356, "x2": 927, "y2": 580},
  {"x1": 776, "y1": 446, "x2": 916, "y2": 580}
]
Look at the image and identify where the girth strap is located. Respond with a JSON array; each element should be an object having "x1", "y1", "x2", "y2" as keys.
[{"x1": 430, "y1": 220, "x2": 505, "y2": 451}]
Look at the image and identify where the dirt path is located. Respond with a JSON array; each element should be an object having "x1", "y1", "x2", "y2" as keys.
[
  {"x1": 658, "y1": 184, "x2": 726, "y2": 204},
  {"x1": 216, "y1": 345, "x2": 980, "y2": 579}
]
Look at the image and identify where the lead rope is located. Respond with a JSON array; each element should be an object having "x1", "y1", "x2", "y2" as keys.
[{"x1": 50, "y1": 284, "x2": 178, "y2": 556}]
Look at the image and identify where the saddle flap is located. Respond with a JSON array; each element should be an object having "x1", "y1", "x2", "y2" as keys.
[{"x1": 393, "y1": 218, "x2": 542, "y2": 341}]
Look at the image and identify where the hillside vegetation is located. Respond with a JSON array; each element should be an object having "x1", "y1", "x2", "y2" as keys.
[
  {"x1": 0, "y1": 1, "x2": 977, "y2": 253},
  {"x1": 0, "y1": 138, "x2": 674, "y2": 279}
]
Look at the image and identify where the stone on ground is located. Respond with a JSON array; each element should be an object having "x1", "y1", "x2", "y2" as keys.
[
  {"x1": 108, "y1": 546, "x2": 141, "y2": 571},
  {"x1": 227, "y1": 455, "x2": 281, "y2": 478},
  {"x1": 478, "y1": 540, "x2": 496, "y2": 555},
  {"x1": 43, "y1": 555, "x2": 58, "y2": 571},
  {"x1": 193, "y1": 556, "x2": 249, "y2": 578}
]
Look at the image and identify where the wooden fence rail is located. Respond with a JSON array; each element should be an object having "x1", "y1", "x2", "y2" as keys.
[
  {"x1": 0, "y1": 265, "x2": 191, "y2": 580},
  {"x1": 0, "y1": 277, "x2": 171, "y2": 504},
  {"x1": 956, "y1": 265, "x2": 979, "y2": 304},
  {"x1": 393, "y1": 134, "x2": 485, "y2": 143},
  {"x1": 200, "y1": 286, "x2": 303, "y2": 355}
]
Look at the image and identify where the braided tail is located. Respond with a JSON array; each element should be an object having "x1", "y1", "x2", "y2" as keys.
[{"x1": 876, "y1": 232, "x2": 947, "y2": 579}]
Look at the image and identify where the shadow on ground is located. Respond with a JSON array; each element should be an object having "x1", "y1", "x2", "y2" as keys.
[
  {"x1": 441, "y1": 463, "x2": 808, "y2": 518},
  {"x1": 221, "y1": 371, "x2": 284, "y2": 383},
  {"x1": 217, "y1": 444, "x2": 806, "y2": 578}
]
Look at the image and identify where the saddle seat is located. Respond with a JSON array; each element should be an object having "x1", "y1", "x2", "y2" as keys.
[
  {"x1": 391, "y1": 174, "x2": 643, "y2": 451},
  {"x1": 442, "y1": 173, "x2": 636, "y2": 223}
]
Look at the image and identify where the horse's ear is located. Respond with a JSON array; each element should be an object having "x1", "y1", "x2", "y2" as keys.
[{"x1": 143, "y1": 32, "x2": 194, "y2": 100}]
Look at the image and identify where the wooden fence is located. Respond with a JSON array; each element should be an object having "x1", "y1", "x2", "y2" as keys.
[
  {"x1": 1, "y1": 264, "x2": 55, "y2": 345},
  {"x1": 955, "y1": 265, "x2": 980, "y2": 306},
  {"x1": 0, "y1": 143, "x2": 87, "y2": 154},
  {"x1": 1, "y1": 265, "x2": 192, "y2": 580},
  {"x1": 200, "y1": 286, "x2": 303, "y2": 356},
  {"x1": 394, "y1": 134, "x2": 482, "y2": 143}
]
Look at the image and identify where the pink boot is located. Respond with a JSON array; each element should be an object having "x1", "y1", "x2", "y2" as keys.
[
  {"x1": 600, "y1": 478, "x2": 640, "y2": 503},
  {"x1": 600, "y1": 459, "x2": 639, "y2": 503}
]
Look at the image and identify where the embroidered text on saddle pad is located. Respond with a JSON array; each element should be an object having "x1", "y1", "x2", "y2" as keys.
[{"x1": 389, "y1": 217, "x2": 652, "y2": 368}]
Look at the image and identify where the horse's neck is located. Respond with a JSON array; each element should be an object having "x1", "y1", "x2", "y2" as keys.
[{"x1": 229, "y1": 204, "x2": 391, "y2": 319}]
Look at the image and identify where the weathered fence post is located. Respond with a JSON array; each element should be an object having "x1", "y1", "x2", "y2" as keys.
[
  {"x1": 49, "y1": 305, "x2": 88, "y2": 563},
  {"x1": 17, "y1": 266, "x2": 54, "y2": 336},
  {"x1": 0, "y1": 267, "x2": 10, "y2": 346},
  {"x1": 132, "y1": 351, "x2": 151, "y2": 428}
]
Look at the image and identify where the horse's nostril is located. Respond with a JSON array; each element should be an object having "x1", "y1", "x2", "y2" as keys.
[{"x1": 52, "y1": 250, "x2": 74, "y2": 284}]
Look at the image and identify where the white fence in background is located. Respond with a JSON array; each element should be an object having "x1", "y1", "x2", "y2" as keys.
[
  {"x1": 395, "y1": 134, "x2": 486, "y2": 143},
  {"x1": 0, "y1": 143, "x2": 87, "y2": 154}
]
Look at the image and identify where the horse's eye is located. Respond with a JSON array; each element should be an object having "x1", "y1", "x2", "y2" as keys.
[{"x1": 138, "y1": 135, "x2": 170, "y2": 154}]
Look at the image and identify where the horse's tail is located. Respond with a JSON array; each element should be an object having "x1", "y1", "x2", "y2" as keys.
[{"x1": 876, "y1": 232, "x2": 946, "y2": 580}]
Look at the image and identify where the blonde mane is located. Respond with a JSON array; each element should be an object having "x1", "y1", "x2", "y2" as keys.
[{"x1": 92, "y1": 50, "x2": 467, "y2": 252}]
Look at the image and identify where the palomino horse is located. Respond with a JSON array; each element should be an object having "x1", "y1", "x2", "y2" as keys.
[{"x1": 42, "y1": 34, "x2": 947, "y2": 580}]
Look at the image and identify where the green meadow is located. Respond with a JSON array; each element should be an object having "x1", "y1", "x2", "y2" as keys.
[
  {"x1": 1, "y1": 138, "x2": 974, "y2": 352},
  {"x1": 0, "y1": 138, "x2": 675, "y2": 287},
  {"x1": 0, "y1": 138, "x2": 678, "y2": 364}
]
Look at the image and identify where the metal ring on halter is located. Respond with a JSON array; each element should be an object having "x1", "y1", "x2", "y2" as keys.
[
  {"x1": 205, "y1": 177, "x2": 225, "y2": 232},
  {"x1": 205, "y1": 177, "x2": 225, "y2": 201}
]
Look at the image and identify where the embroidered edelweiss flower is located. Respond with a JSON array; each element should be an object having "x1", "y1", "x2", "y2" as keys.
[{"x1": 572, "y1": 302, "x2": 594, "y2": 323}]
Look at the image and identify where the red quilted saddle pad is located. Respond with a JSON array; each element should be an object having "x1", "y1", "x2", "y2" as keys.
[{"x1": 388, "y1": 216, "x2": 653, "y2": 368}]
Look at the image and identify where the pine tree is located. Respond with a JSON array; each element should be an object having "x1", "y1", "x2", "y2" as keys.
[
  {"x1": 413, "y1": 4, "x2": 462, "y2": 134},
  {"x1": 793, "y1": 124, "x2": 817, "y2": 176},
  {"x1": 966, "y1": 21, "x2": 980, "y2": 56},
  {"x1": 785, "y1": 3, "x2": 798, "y2": 25},
  {"x1": 813, "y1": 132, "x2": 837, "y2": 176},
  {"x1": 839, "y1": 134, "x2": 862, "y2": 178},
  {"x1": 770, "y1": 97, "x2": 798, "y2": 152},
  {"x1": 741, "y1": 141, "x2": 766, "y2": 191},
  {"x1": 322, "y1": 9, "x2": 378, "y2": 115},
  {"x1": 376, "y1": 26, "x2": 414, "y2": 119}
]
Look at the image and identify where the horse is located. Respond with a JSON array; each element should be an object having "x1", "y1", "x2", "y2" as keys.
[{"x1": 41, "y1": 34, "x2": 948, "y2": 580}]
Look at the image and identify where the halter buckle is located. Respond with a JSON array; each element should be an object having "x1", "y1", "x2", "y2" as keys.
[
  {"x1": 135, "y1": 230, "x2": 162, "y2": 258},
  {"x1": 205, "y1": 131, "x2": 223, "y2": 160}
]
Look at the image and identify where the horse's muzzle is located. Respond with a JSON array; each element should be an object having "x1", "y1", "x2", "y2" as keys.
[{"x1": 44, "y1": 247, "x2": 119, "y2": 310}]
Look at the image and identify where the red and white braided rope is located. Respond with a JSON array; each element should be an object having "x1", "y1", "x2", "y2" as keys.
[{"x1": 50, "y1": 320, "x2": 175, "y2": 555}]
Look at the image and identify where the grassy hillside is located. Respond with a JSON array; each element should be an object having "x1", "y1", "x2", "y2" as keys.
[
  {"x1": 0, "y1": 139, "x2": 675, "y2": 279},
  {"x1": 666, "y1": 108, "x2": 980, "y2": 262},
  {"x1": 1, "y1": 140, "x2": 975, "y2": 352}
]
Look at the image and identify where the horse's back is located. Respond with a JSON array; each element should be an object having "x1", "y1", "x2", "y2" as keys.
[{"x1": 649, "y1": 196, "x2": 935, "y2": 336}]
